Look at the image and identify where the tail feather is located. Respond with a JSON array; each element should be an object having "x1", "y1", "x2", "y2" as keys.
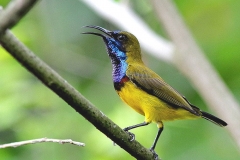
[{"x1": 201, "y1": 111, "x2": 227, "y2": 127}]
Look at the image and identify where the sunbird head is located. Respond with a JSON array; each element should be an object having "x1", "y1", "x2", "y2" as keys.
[{"x1": 83, "y1": 25, "x2": 142, "y2": 64}]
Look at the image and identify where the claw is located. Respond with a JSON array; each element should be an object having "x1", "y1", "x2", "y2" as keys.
[
  {"x1": 123, "y1": 129, "x2": 135, "y2": 141},
  {"x1": 126, "y1": 131, "x2": 135, "y2": 141},
  {"x1": 112, "y1": 131, "x2": 135, "y2": 146},
  {"x1": 150, "y1": 148, "x2": 160, "y2": 160}
]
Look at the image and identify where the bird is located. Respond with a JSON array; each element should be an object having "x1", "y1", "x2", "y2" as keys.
[{"x1": 82, "y1": 25, "x2": 227, "y2": 159}]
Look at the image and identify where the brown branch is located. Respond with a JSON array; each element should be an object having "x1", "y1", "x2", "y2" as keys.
[
  {"x1": 0, "y1": 1, "x2": 158, "y2": 159},
  {"x1": 0, "y1": 138, "x2": 85, "y2": 149}
]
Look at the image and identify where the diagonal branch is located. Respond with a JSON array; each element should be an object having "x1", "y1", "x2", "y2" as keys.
[{"x1": 0, "y1": 2, "x2": 158, "y2": 159}]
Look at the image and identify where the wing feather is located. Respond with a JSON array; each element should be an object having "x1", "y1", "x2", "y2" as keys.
[{"x1": 126, "y1": 64, "x2": 200, "y2": 115}]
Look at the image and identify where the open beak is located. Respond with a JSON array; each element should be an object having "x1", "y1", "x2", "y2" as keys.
[{"x1": 82, "y1": 25, "x2": 112, "y2": 38}]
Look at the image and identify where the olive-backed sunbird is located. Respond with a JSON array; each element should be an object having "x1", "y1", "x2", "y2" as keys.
[{"x1": 83, "y1": 25, "x2": 227, "y2": 158}]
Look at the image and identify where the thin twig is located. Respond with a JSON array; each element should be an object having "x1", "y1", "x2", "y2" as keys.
[{"x1": 0, "y1": 138, "x2": 85, "y2": 149}]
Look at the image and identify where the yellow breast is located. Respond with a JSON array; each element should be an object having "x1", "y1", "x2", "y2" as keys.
[{"x1": 116, "y1": 81, "x2": 198, "y2": 123}]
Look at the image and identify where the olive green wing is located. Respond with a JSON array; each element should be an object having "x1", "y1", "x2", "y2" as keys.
[{"x1": 126, "y1": 64, "x2": 200, "y2": 115}]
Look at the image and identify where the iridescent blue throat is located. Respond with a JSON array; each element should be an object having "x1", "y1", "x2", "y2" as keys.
[
  {"x1": 111, "y1": 56, "x2": 127, "y2": 83},
  {"x1": 104, "y1": 38, "x2": 127, "y2": 83}
]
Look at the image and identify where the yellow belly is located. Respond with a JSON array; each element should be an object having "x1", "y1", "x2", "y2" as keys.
[{"x1": 117, "y1": 81, "x2": 198, "y2": 123}]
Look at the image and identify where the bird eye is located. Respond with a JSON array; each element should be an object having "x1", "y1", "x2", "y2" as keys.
[{"x1": 117, "y1": 34, "x2": 126, "y2": 41}]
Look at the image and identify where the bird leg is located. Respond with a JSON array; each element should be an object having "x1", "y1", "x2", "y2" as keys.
[
  {"x1": 123, "y1": 121, "x2": 149, "y2": 141},
  {"x1": 150, "y1": 127, "x2": 164, "y2": 160}
]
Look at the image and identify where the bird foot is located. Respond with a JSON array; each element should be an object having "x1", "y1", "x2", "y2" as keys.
[
  {"x1": 126, "y1": 131, "x2": 135, "y2": 141},
  {"x1": 112, "y1": 130, "x2": 135, "y2": 146},
  {"x1": 150, "y1": 148, "x2": 160, "y2": 160},
  {"x1": 123, "y1": 129, "x2": 135, "y2": 141}
]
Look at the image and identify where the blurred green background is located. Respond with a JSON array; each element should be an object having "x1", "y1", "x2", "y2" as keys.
[{"x1": 0, "y1": 0, "x2": 240, "y2": 159}]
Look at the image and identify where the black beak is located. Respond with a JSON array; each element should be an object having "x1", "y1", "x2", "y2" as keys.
[{"x1": 82, "y1": 25, "x2": 112, "y2": 38}]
